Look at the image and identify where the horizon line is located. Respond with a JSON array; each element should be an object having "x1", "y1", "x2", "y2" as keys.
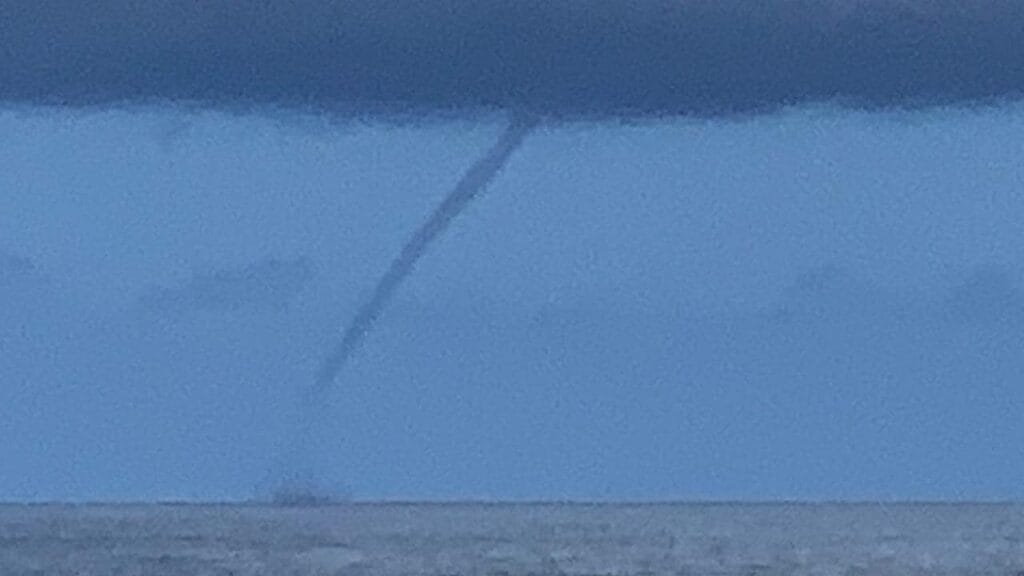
[{"x1": 2, "y1": 498, "x2": 1021, "y2": 507}]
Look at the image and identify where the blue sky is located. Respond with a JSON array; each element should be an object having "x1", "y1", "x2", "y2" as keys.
[{"x1": 1, "y1": 104, "x2": 1023, "y2": 501}]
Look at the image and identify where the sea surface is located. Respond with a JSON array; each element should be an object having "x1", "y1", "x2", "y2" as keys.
[{"x1": 1, "y1": 503, "x2": 1022, "y2": 575}]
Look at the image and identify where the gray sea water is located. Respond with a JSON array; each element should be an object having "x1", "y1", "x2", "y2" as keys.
[{"x1": 1, "y1": 503, "x2": 1022, "y2": 575}]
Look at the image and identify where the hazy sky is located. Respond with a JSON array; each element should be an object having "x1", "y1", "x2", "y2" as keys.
[{"x1": 2, "y1": 104, "x2": 1022, "y2": 501}]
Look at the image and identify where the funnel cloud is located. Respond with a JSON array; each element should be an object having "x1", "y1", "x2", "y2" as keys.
[
  {"x1": 314, "y1": 115, "x2": 536, "y2": 393},
  {"x1": 2, "y1": 0, "x2": 1023, "y2": 118},
  {"x1": 4, "y1": 0, "x2": 1024, "y2": 503}
]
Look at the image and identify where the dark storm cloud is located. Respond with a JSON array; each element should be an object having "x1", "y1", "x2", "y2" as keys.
[{"x1": 2, "y1": 0, "x2": 1023, "y2": 118}]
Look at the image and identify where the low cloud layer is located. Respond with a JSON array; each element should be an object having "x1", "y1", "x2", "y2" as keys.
[
  {"x1": 0, "y1": 253, "x2": 42, "y2": 289},
  {"x1": 3, "y1": 0, "x2": 1023, "y2": 118},
  {"x1": 137, "y1": 257, "x2": 315, "y2": 316},
  {"x1": 4, "y1": 256, "x2": 1022, "y2": 500},
  {"x1": 945, "y1": 265, "x2": 1024, "y2": 328}
]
